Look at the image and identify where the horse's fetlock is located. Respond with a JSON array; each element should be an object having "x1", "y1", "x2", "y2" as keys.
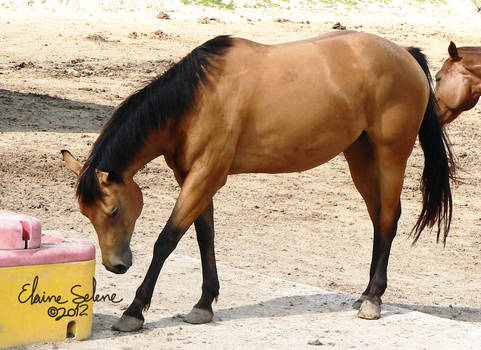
[
  {"x1": 370, "y1": 279, "x2": 387, "y2": 296},
  {"x1": 124, "y1": 306, "x2": 145, "y2": 321},
  {"x1": 203, "y1": 284, "x2": 220, "y2": 298}
]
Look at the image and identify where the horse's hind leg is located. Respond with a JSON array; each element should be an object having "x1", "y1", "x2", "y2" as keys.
[
  {"x1": 184, "y1": 201, "x2": 220, "y2": 324},
  {"x1": 344, "y1": 132, "x2": 408, "y2": 319},
  {"x1": 344, "y1": 133, "x2": 382, "y2": 309}
]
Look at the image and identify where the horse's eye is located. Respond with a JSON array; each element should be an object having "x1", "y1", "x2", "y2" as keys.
[
  {"x1": 435, "y1": 77, "x2": 441, "y2": 82},
  {"x1": 110, "y1": 207, "x2": 119, "y2": 218}
]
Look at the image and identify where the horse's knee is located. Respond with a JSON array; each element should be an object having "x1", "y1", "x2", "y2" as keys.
[{"x1": 153, "y1": 226, "x2": 183, "y2": 255}]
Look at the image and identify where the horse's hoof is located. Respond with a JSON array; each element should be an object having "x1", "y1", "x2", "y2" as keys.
[
  {"x1": 112, "y1": 314, "x2": 144, "y2": 332},
  {"x1": 352, "y1": 295, "x2": 367, "y2": 310},
  {"x1": 357, "y1": 299, "x2": 381, "y2": 320},
  {"x1": 183, "y1": 307, "x2": 213, "y2": 324}
]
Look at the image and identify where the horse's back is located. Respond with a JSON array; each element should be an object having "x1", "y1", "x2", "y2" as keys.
[{"x1": 224, "y1": 31, "x2": 428, "y2": 118}]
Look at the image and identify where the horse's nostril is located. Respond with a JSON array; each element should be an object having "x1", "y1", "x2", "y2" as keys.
[{"x1": 114, "y1": 264, "x2": 127, "y2": 274}]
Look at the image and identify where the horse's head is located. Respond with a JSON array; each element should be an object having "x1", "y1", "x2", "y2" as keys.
[
  {"x1": 61, "y1": 150, "x2": 143, "y2": 274},
  {"x1": 435, "y1": 41, "x2": 480, "y2": 124}
]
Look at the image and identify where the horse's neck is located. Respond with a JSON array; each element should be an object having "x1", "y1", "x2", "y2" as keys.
[
  {"x1": 123, "y1": 126, "x2": 175, "y2": 180},
  {"x1": 469, "y1": 63, "x2": 481, "y2": 78},
  {"x1": 461, "y1": 53, "x2": 481, "y2": 96},
  {"x1": 463, "y1": 52, "x2": 481, "y2": 75},
  {"x1": 469, "y1": 62, "x2": 481, "y2": 96}
]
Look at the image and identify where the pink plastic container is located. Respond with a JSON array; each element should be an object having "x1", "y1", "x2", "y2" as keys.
[
  {"x1": 0, "y1": 210, "x2": 95, "y2": 266},
  {"x1": 0, "y1": 210, "x2": 42, "y2": 250}
]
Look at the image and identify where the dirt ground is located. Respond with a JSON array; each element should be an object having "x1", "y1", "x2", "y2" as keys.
[{"x1": 0, "y1": 11, "x2": 480, "y2": 349}]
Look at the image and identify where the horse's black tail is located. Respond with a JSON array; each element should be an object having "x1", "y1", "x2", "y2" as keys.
[{"x1": 407, "y1": 47, "x2": 456, "y2": 245}]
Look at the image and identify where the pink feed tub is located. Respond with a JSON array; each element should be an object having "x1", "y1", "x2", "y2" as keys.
[
  {"x1": 0, "y1": 210, "x2": 95, "y2": 266},
  {"x1": 0, "y1": 210, "x2": 42, "y2": 250}
]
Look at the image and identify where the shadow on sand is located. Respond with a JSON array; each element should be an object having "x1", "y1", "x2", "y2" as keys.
[
  {"x1": 90, "y1": 292, "x2": 481, "y2": 339},
  {"x1": 0, "y1": 88, "x2": 113, "y2": 133}
]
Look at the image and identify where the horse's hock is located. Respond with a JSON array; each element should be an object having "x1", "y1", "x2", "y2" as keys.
[{"x1": 0, "y1": 210, "x2": 95, "y2": 348}]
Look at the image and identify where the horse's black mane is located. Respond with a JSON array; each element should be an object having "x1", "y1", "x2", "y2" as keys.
[{"x1": 77, "y1": 35, "x2": 233, "y2": 204}]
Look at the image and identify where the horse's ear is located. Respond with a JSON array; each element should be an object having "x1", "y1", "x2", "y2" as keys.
[
  {"x1": 61, "y1": 150, "x2": 82, "y2": 176},
  {"x1": 448, "y1": 41, "x2": 461, "y2": 61},
  {"x1": 96, "y1": 169, "x2": 111, "y2": 185}
]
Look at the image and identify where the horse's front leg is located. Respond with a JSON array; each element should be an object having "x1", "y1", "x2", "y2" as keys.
[
  {"x1": 184, "y1": 201, "x2": 219, "y2": 324},
  {"x1": 112, "y1": 217, "x2": 184, "y2": 332},
  {"x1": 112, "y1": 164, "x2": 228, "y2": 332}
]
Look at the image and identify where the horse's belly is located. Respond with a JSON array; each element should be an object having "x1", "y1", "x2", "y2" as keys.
[
  {"x1": 229, "y1": 149, "x2": 339, "y2": 174},
  {"x1": 229, "y1": 118, "x2": 362, "y2": 174}
]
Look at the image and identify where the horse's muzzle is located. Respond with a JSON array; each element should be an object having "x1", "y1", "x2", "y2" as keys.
[{"x1": 103, "y1": 246, "x2": 132, "y2": 274}]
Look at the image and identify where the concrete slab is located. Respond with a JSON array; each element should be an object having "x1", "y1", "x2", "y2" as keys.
[{"x1": 25, "y1": 253, "x2": 481, "y2": 350}]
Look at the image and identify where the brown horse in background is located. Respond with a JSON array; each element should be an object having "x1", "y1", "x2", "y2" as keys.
[
  {"x1": 62, "y1": 31, "x2": 455, "y2": 332},
  {"x1": 435, "y1": 41, "x2": 481, "y2": 124}
]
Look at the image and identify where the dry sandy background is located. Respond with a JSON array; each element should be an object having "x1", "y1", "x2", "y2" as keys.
[{"x1": 1, "y1": 1, "x2": 481, "y2": 349}]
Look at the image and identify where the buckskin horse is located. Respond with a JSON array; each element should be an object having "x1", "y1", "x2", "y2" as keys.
[
  {"x1": 435, "y1": 41, "x2": 481, "y2": 124},
  {"x1": 62, "y1": 31, "x2": 455, "y2": 332}
]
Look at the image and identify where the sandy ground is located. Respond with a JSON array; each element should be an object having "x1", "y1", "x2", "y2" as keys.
[{"x1": 1, "y1": 8, "x2": 481, "y2": 350}]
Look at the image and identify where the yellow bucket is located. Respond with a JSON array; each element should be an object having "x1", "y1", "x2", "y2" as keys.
[{"x1": 0, "y1": 259, "x2": 95, "y2": 348}]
